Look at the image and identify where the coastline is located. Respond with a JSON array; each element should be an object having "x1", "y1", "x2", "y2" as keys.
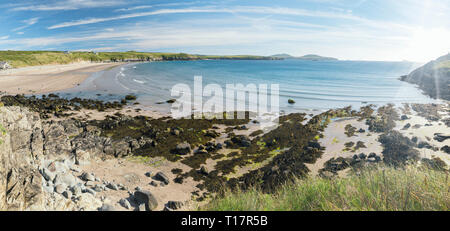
[{"x1": 0, "y1": 62, "x2": 125, "y2": 95}]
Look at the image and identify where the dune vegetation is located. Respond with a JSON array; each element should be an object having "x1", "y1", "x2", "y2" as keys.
[
  {"x1": 0, "y1": 50, "x2": 277, "y2": 68},
  {"x1": 201, "y1": 165, "x2": 449, "y2": 211}
]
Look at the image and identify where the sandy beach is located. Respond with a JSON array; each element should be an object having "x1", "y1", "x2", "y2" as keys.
[{"x1": 0, "y1": 62, "x2": 124, "y2": 95}]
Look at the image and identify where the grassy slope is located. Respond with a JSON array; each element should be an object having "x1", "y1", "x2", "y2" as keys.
[
  {"x1": 201, "y1": 166, "x2": 449, "y2": 211},
  {"x1": 0, "y1": 51, "x2": 274, "y2": 68},
  {"x1": 435, "y1": 60, "x2": 450, "y2": 69}
]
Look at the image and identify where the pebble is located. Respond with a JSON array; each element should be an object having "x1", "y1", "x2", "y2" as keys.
[
  {"x1": 155, "y1": 172, "x2": 170, "y2": 185},
  {"x1": 93, "y1": 184, "x2": 104, "y2": 192},
  {"x1": 62, "y1": 191, "x2": 72, "y2": 199},
  {"x1": 81, "y1": 172, "x2": 95, "y2": 181},
  {"x1": 84, "y1": 188, "x2": 96, "y2": 196},
  {"x1": 106, "y1": 183, "x2": 119, "y2": 191},
  {"x1": 150, "y1": 181, "x2": 158, "y2": 187}
]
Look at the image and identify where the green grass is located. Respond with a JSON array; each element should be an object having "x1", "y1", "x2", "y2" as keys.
[
  {"x1": 0, "y1": 51, "x2": 276, "y2": 68},
  {"x1": 435, "y1": 60, "x2": 450, "y2": 69},
  {"x1": 201, "y1": 166, "x2": 449, "y2": 211}
]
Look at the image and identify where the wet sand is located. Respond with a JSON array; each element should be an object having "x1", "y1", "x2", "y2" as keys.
[{"x1": 0, "y1": 62, "x2": 124, "y2": 95}]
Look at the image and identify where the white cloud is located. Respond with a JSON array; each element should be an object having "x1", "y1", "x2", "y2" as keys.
[
  {"x1": 0, "y1": 36, "x2": 10, "y2": 40},
  {"x1": 11, "y1": 0, "x2": 127, "y2": 11},
  {"x1": 3, "y1": 17, "x2": 420, "y2": 60},
  {"x1": 114, "y1": 1, "x2": 207, "y2": 12},
  {"x1": 12, "y1": 17, "x2": 40, "y2": 32},
  {"x1": 48, "y1": 6, "x2": 369, "y2": 29}
]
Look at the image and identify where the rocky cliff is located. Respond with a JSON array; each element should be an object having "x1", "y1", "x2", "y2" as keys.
[
  {"x1": 0, "y1": 106, "x2": 111, "y2": 210},
  {"x1": 0, "y1": 106, "x2": 44, "y2": 210},
  {"x1": 401, "y1": 53, "x2": 450, "y2": 101}
]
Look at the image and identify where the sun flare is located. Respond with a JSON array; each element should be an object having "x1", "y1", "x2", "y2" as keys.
[{"x1": 406, "y1": 28, "x2": 450, "y2": 62}]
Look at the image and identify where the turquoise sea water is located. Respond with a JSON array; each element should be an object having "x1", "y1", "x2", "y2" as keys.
[{"x1": 58, "y1": 59, "x2": 438, "y2": 114}]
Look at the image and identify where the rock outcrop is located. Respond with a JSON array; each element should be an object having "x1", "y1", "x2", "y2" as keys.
[
  {"x1": 0, "y1": 106, "x2": 107, "y2": 210},
  {"x1": 401, "y1": 53, "x2": 450, "y2": 100},
  {"x1": 0, "y1": 106, "x2": 44, "y2": 210}
]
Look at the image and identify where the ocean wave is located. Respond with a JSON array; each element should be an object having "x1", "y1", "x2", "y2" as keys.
[{"x1": 133, "y1": 79, "x2": 146, "y2": 84}]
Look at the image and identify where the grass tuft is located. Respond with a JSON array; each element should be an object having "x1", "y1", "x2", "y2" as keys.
[{"x1": 201, "y1": 166, "x2": 449, "y2": 211}]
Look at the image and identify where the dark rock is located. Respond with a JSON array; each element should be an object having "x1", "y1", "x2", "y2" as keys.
[
  {"x1": 288, "y1": 99, "x2": 295, "y2": 104},
  {"x1": 421, "y1": 157, "x2": 447, "y2": 171},
  {"x1": 155, "y1": 172, "x2": 170, "y2": 185},
  {"x1": 150, "y1": 181, "x2": 158, "y2": 187},
  {"x1": 106, "y1": 183, "x2": 118, "y2": 191},
  {"x1": 441, "y1": 145, "x2": 450, "y2": 154},
  {"x1": 402, "y1": 123, "x2": 411, "y2": 130},
  {"x1": 400, "y1": 115, "x2": 408, "y2": 120},
  {"x1": 434, "y1": 133, "x2": 450, "y2": 142},
  {"x1": 230, "y1": 135, "x2": 251, "y2": 147},
  {"x1": 412, "y1": 124, "x2": 422, "y2": 129},
  {"x1": 173, "y1": 142, "x2": 191, "y2": 155},
  {"x1": 81, "y1": 172, "x2": 95, "y2": 181},
  {"x1": 199, "y1": 166, "x2": 208, "y2": 175},
  {"x1": 379, "y1": 131, "x2": 420, "y2": 166},
  {"x1": 358, "y1": 153, "x2": 367, "y2": 160},
  {"x1": 368, "y1": 153, "x2": 377, "y2": 158},
  {"x1": 124, "y1": 95, "x2": 137, "y2": 101},
  {"x1": 418, "y1": 141, "x2": 432, "y2": 149},
  {"x1": 166, "y1": 201, "x2": 184, "y2": 210},
  {"x1": 134, "y1": 190, "x2": 158, "y2": 211}
]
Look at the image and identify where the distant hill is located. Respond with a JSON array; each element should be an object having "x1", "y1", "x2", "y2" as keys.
[
  {"x1": 271, "y1": 54, "x2": 338, "y2": 61},
  {"x1": 400, "y1": 53, "x2": 450, "y2": 101},
  {"x1": 270, "y1": 54, "x2": 295, "y2": 59},
  {"x1": 0, "y1": 51, "x2": 280, "y2": 68}
]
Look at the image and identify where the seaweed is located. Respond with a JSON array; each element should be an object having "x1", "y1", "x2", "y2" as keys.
[{"x1": 378, "y1": 131, "x2": 420, "y2": 166}]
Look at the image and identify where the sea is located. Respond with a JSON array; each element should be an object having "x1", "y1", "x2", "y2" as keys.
[{"x1": 55, "y1": 59, "x2": 440, "y2": 115}]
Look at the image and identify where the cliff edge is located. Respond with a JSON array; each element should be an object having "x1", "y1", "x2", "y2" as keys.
[{"x1": 401, "y1": 53, "x2": 450, "y2": 101}]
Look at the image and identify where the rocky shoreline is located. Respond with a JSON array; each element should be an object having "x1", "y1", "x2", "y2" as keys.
[{"x1": 0, "y1": 94, "x2": 448, "y2": 211}]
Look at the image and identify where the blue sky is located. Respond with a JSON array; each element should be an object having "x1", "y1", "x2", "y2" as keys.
[{"x1": 1, "y1": 0, "x2": 450, "y2": 61}]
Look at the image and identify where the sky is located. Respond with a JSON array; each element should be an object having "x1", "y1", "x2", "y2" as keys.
[{"x1": 0, "y1": 0, "x2": 450, "y2": 62}]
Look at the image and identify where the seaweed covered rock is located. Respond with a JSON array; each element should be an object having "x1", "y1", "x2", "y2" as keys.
[
  {"x1": 378, "y1": 131, "x2": 420, "y2": 166},
  {"x1": 433, "y1": 133, "x2": 450, "y2": 142},
  {"x1": 366, "y1": 104, "x2": 399, "y2": 133},
  {"x1": 421, "y1": 157, "x2": 447, "y2": 171},
  {"x1": 411, "y1": 104, "x2": 443, "y2": 121},
  {"x1": 1, "y1": 94, "x2": 126, "y2": 119},
  {"x1": 173, "y1": 142, "x2": 191, "y2": 155},
  {"x1": 229, "y1": 135, "x2": 251, "y2": 147}
]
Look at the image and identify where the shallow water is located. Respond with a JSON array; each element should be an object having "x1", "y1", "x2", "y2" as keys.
[{"x1": 56, "y1": 59, "x2": 439, "y2": 114}]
